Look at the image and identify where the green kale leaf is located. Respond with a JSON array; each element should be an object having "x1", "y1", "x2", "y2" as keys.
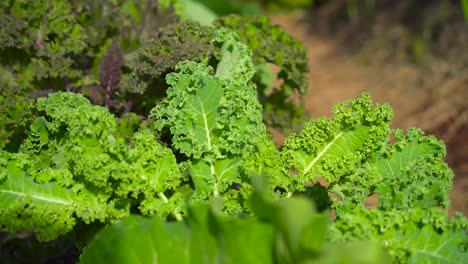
[
  {"x1": 0, "y1": 92, "x2": 185, "y2": 240},
  {"x1": 149, "y1": 30, "x2": 284, "y2": 213}
]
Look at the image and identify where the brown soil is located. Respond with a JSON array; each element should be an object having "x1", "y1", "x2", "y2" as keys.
[{"x1": 270, "y1": 12, "x2": 468, "y2": 216}]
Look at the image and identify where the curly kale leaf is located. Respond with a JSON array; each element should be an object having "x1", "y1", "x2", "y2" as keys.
[
  {"x1": 150, "y1": 30, "x2": 265, "y2": 160},
  {"x1": 281, "y1": 93, "x2": 466, "y2": 262},
  {"x1": 0, "y1": 0, "x2": 87, "y2": 88},
  {"x1": 0, "y1": 11, "x2": 29, "y2": 49},
  {"x1": 371, "y1": 128, "x2": 453, "y2": 210},
  {"x1": 122, "y1": 21, "x2": 216, "y2": 91},
  {"x1": 119, "y1": 21, "x2": 217, "y2": 113},
  {"x1": 329, "y1": 207, "x2": 467, "y2": 264},
  {"x1": 215, "y1": 15, "x2": 309, "y2": 95},
  {"x1": 0, "y1": 81, "x2": 36, "y2": 150},
  {"x1": 326, "y1": 128, "x2": 453, "y2": 209},
  {"x1": 281, "y1": 93, "x2": 393, "y2": 188},
  {"x1": 1, "y1": 0, "x2": 180, "y2": 119},
  {"x1": 0, "y1": 92, "x2": 184, "y2": 240},
  {"x1": 149, "y1": 30, "x2": 285, "y2": 213},
  {"x1": 327, "y1": 127, "x2": 467, "y2": 263},
  {"x1": 214, "y1": 15, "x2": 309, "y2": 132}
]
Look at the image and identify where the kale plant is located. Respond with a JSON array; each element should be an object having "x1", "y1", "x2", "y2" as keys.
[{"x1": 0, "y1": 1, "x2": 466, "y2": 263}]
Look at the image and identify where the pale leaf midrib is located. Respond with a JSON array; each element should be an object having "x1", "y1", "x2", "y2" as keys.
[
  {"x1": 197, "y1": 94, "x2": 212, "y2": 151},
  {"x1": 0, "y1": 189, "x2": 73, "y2": 206},
  {"x1": 304, "y1": 131, "x2": 344, "y2": 174}
]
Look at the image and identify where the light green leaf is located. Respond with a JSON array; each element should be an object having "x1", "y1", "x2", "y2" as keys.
[
  {"x1": 0, "y1": 158, "x2": 76, "y2": 240},
  {"x1": 282, "y1": 93, "x2": 392, "y2": 184},
  {"x1": 80, "y1": 216, "x2": 198, "y2": 264},
  {"x1": 190, "y1": 157, "x2": 242, "y2": 198},
  {"x1": 404, "y1": 225, "x2": 467, "y2": 264},
  {"x1": 363, "y1": 128, "x2": 454, "y2": 210}
]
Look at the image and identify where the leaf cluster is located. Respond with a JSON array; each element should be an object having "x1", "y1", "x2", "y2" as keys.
[
  {"x1": 0, "y1": 1, "x2": 466, "y2": 263},
  {"x1": 0, "y1": 92, "x2": 185, "y2": 241},
  {"x1": 215, "y1": 14, "x2": 310, "y2": 131},
  {"x1": 80, "y1": 185, "x2": 391, "y2": 264},
  {"x1": 1, "y1": 0, "x2": 310, "y2": 133}
]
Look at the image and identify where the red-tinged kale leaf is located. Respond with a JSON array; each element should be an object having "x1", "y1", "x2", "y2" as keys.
[
  {"x1": 99, "y1": 42, "x2": 123, "y2": 109},
  {"x1": 120, "y1": 21, "x2": 217, "y2": 93},
  {"x1": 0, "y1": 11, "x2": 29, "y2": 49}
]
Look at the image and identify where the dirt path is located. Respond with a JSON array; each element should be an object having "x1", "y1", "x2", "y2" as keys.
[{"x1": 271, "y1": 15, "x2": 467, "y2": 216}]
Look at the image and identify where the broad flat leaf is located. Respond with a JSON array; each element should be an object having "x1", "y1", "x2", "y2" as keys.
[
  {"x1": 209, "y1": 214, "x2": 274, "y2": 264},
  {"x1": 274, "y1": 197, "x2": 323, "y2": 263},
  {"x1": 81, "y1": 189, "x2": 392, "y2": 264},
  {"x1": 80, "y1": 209, "x2": 273, "y2": 264},
  {"x1": 318, "y1": 241, "x2": 392, "y2": 264},
  {"x1": 80, "y1": 216, "x2": 209, "y2": 264},
  {"x1": 182, "y1": 0, "x2": 218, "y2": 26}
]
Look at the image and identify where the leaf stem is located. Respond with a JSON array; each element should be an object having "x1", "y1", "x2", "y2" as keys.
[
  {"x1": 210, "y1": 162, "x2": 219, "y2": 197},
  {"x1": 157, "y1": 192, "x2": 183, "y2": 221}
]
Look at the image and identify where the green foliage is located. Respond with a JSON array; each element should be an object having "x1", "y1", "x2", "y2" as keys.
[
  {"x1": 159, "y1": 0, "x2": 218, "y2": 25},
  {"x1": 0, "y1": 1, "x2": 466, "y2": 262},
  {"x1": 0, "y1": 93, "x2": 185, "y2": 241},
  {"x1": 194, "y1": 0, "x2": 262, "y2": 16},
  {"x1": 1, "y1": 90, "x2": 466, "y2": 262},
  {"x1": 215, "y1": 14, "x2": 310, "y2": 131},
  {"x1": 0, "y1": 0, "x2": 179, "y2": 130},
  {"x1": 80, "y1": 185, "x2": 391, "y2": 264},
  {"x1": 1, "y1": 0, "x2": 309, "y2": 132},
  {"x1": 282, "y1": 93, "x2": 393, "y2": 186},
  {"x1": 0, "y1": 0, "x2": 87, "y2": 89},
  {"x1": 281, "y1": 94, "x2": 467, "y2": 262},
  {"x1": 330, "y1": 207, "x2": 467, "y2": 263},
  {"x1": 149, "y1": 30, "x2": 285, "y2": 213},
  {"x1": 215, "y1": 15, "x2": 309, "y2": 95},
  {"x1": 324, "y1": 127, "x2": 467, "y2": 263},
  {"x1": 119, "y1": 21, "x2": 217, "y2": 112},
  {"x1": 0, "y1": 81, "x2": 36, "y2": 150}
]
